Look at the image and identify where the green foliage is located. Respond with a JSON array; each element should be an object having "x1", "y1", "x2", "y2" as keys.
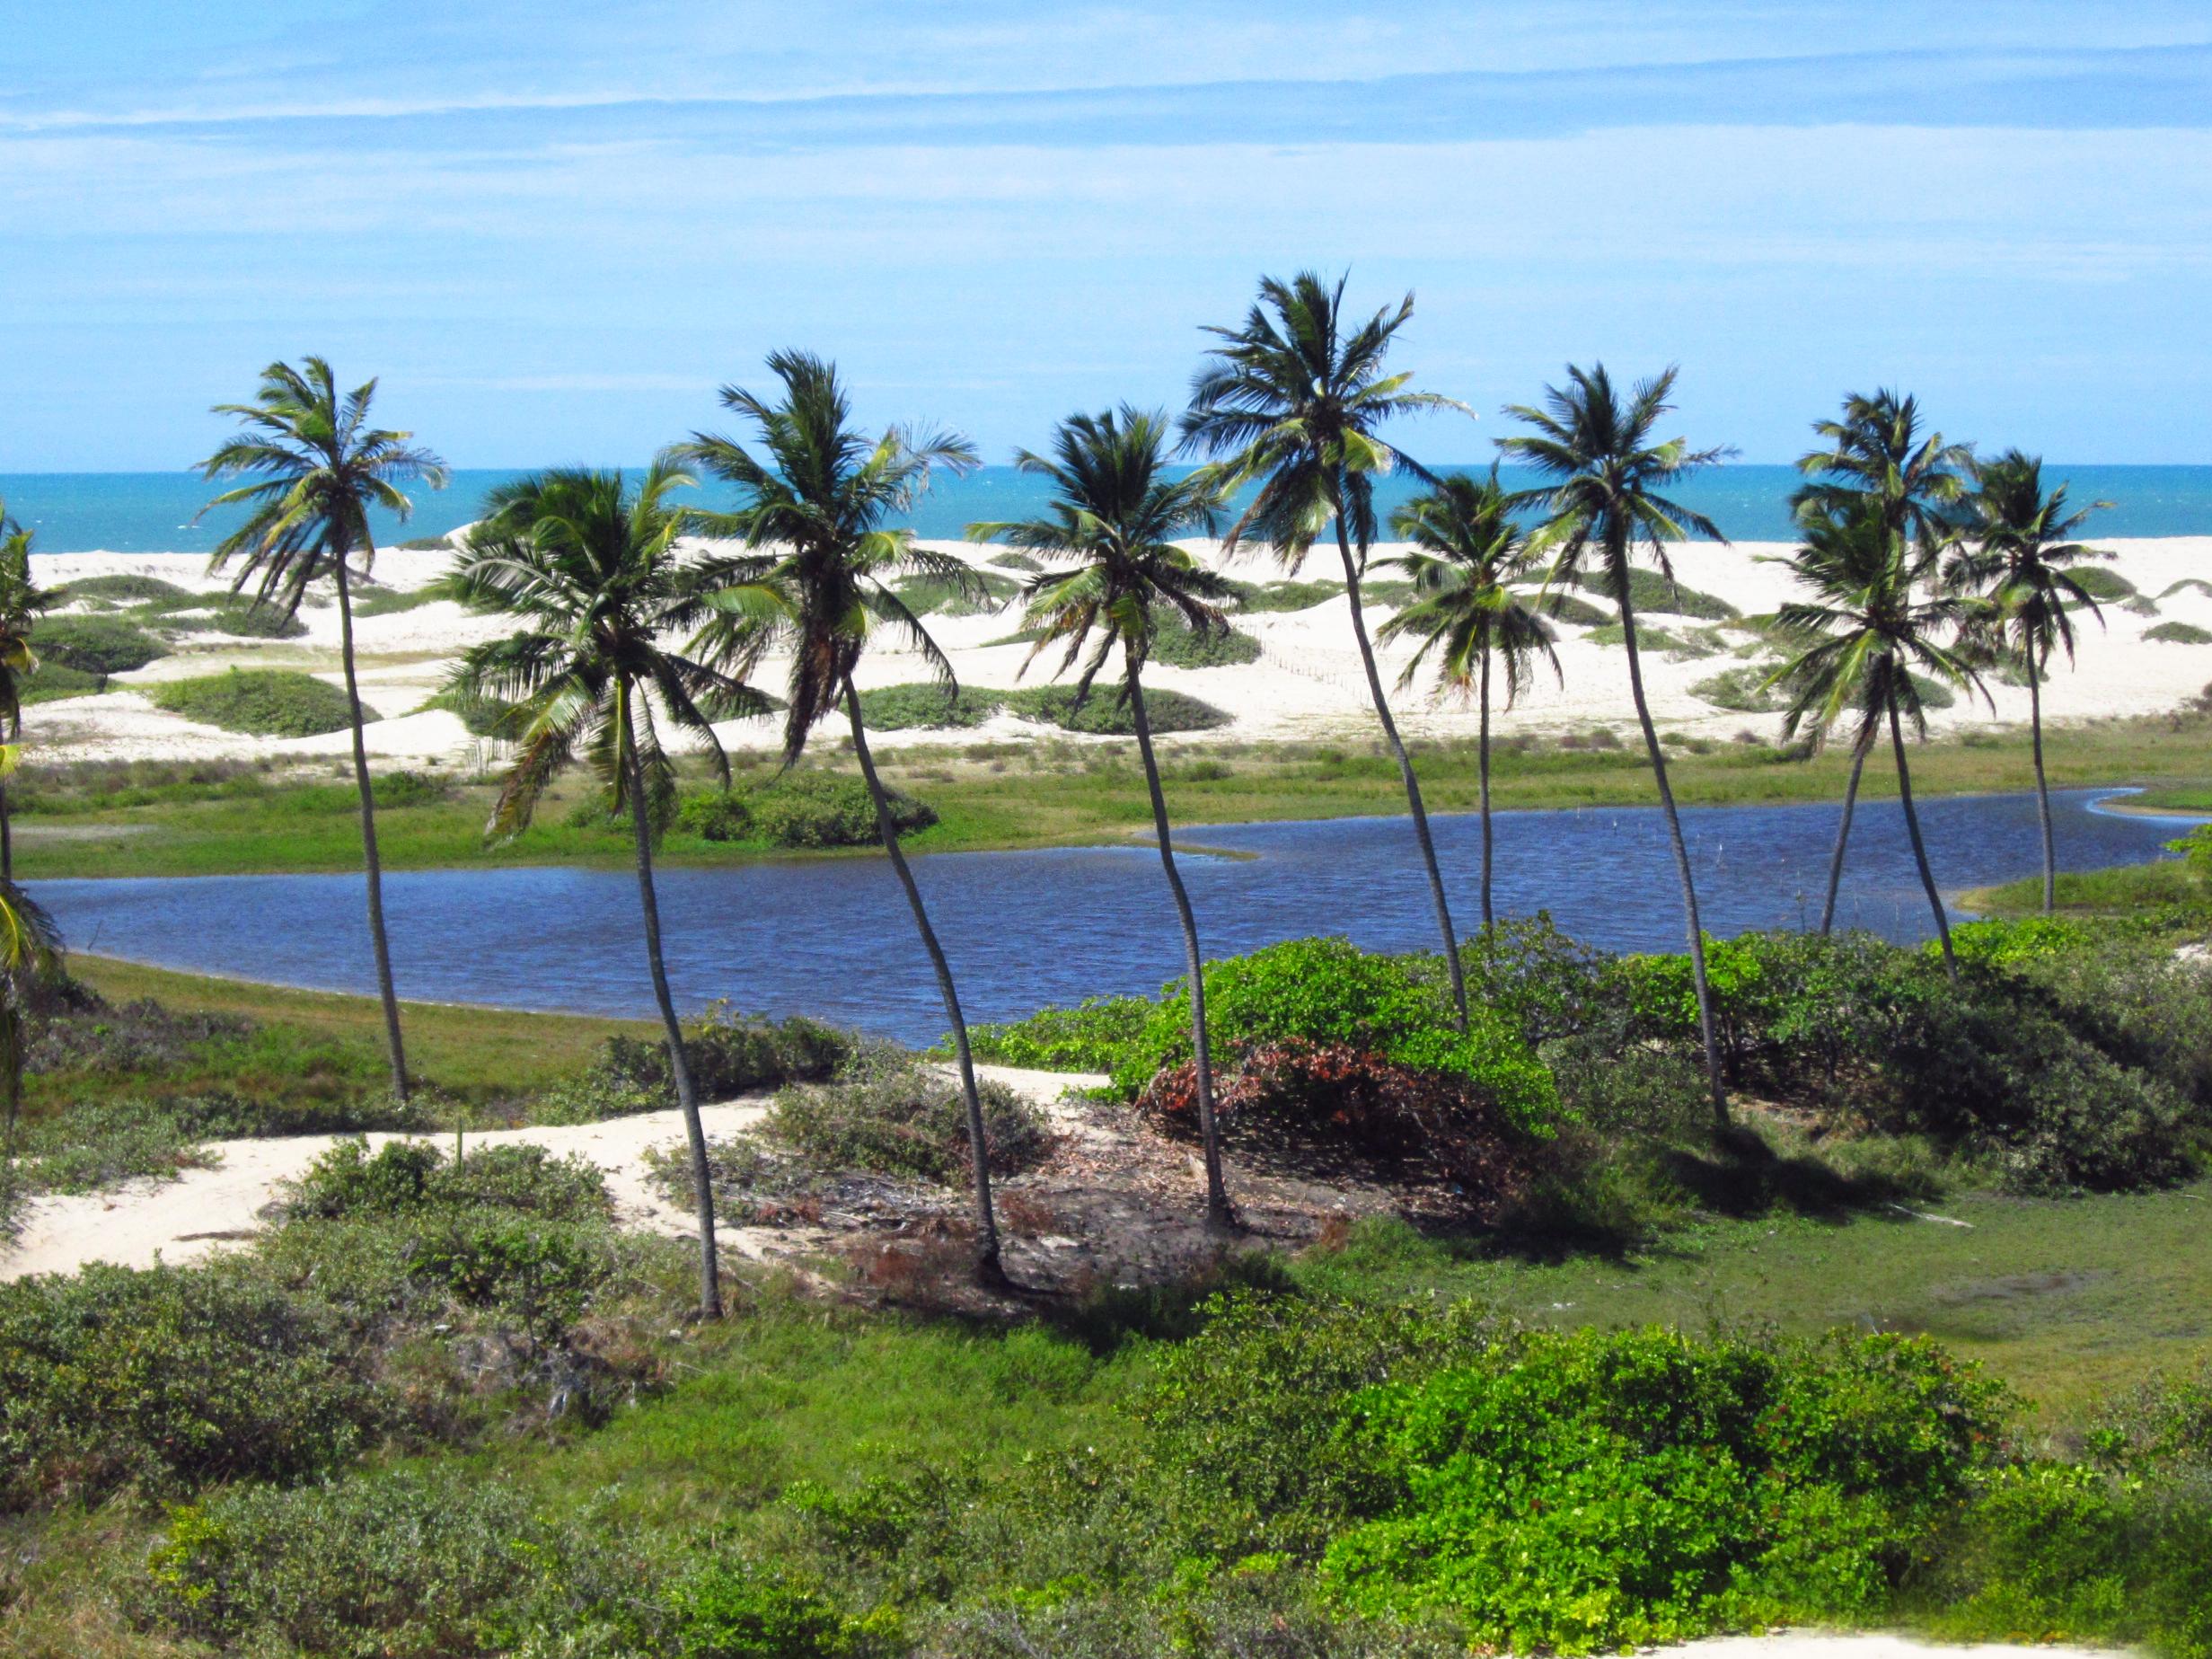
[
  {"x1": 859, "y1": 681, "x2": 1007, "y2": 730},
  {"x1": 1003, "y1": 684, "x2": 1231, "y2": 735},
  {"x1": 286, "y1": 1138, "x2": 610, "y2": 1222},
  {"x1": 675, "y1": 788, "x2": 753, "y2": 840},
  {"x1": 19, "y1": 661, "x2": 109, "y2": 702},
  {"x1": 39, "y1": 613, "x2": 168, "y2": 674},
  {"x1": 749, "y1": 771, "x2": 937, "y2": 848},
  {"x1": 2069, "y1": 565, "x2": 2137, "y2": 602},
  {"x1": 665, "y1": 1559, "x2": 883, "y2": 1658},
  {"x1": 2145, "y1": 621, "x2": 2212, "y2": 645},
  {"x1": 0, "y1": 1264, "x2": 379, "y2": 1510},
  {"x1": 10, "y1": 1093, "x2": 221, "y2": 1193},
  {"x1": 53, "y1": 573, "x2": 195, "y2": 606},
  {"x1": 2171, "y1": 824, "x2": 2212, "y2": 879},
  {"x1": 1580, "y1": 568, "x2": 1740, "y2": 620},
  {"x1": 894, "y1": 569, "x2": 1020, "y2": 616},
  {"x1": 763, "y1": 1046, "x2": 1050, "y2": 1183},
  {"x1": 351, "y1": 581, "x2": 448, "y2": 615},
  {"x1": 1148, "y1": 617, "x2": 1262, "y2": 668},
  {"x1": 1226, "y1": 578, "x2": 1344, "y2": 613},
  {"x1": 533, "y1": 1002, "x2": 850, "y2": 1122},
  {"x1": 153, "y1": 667, "x2": 373, "y2": 737},
  {"x1": 137, "y1": 590, "x2": 308, "y2": 638},
  {"x1": 420, "y1": 681, "x2": 521, "y2": 736},
  {"x1": 1692, "y1": 663, "x2": 1788, "y2": 711},
  {"x1": 1320, "y1": 1326, "x2": 2008, "y2": 1653},
  {"x1": 1528, "y1": 590, "x2": 1612, "y2": 627},
  {"x1": 962, "y1": 993, "x2": 1152, "y2": 1072}
]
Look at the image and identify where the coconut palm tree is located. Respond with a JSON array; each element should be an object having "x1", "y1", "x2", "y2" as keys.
[
  {"x1": 675, "y1": 351, "x2": 1015, "y2": 1287},
  {"x1": 445, "y1": 462, "x2": 767, "y2": 1319},
  {"x1": 1949, "y1": 451, "x2": 2109, "y2": 915},
  {"x1": 1791, "y1": 391, "x2": 1973, "y2": 931},
  {"x1": 1769, "y1": 500, "x2": 1986, "y2": 978},
  {"x1": 0, "y1": 504, "x2": 57, "y2": 882},
  {"x1": 1376, "y1": 470, "x2": 1559, "y2": 931},
  {"x1": 966, "y1": 407, "x2": 1238, "y2": 1227},
  {"x1": 1498, "y1": 365, "x2": 1733, "y2": 1123},
  {"x1": 198, "y1": 360, "x2": 447, "y2": 1101},
  {"x1": 1181, "y1": 271, "x2": 1476, "y2": 1032},
  {"x1": 0, "y1": 858, "x2": 61, "y2": 1144}
]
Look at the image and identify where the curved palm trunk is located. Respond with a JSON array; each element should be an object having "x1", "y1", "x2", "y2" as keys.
[
  {"x1": 2028, "y1": 648, "x2": 2056, "y2": 916},
  {"x1": 619, "y1": 693, "x2": 721, "y2": 1319},
  {"x1": 1618, "y1": 582, "x2": 1729, "y2": 1127},
  {"x1": 332, "y1": 554, "x2": 409, "y2": 1100},
  {"x1": 1477, "y1": 649, "x2": 1494, "y2": 931},
  {"x1": 1331, "y1": 515, "x2": 1470, "y2": 1031},
  {"x1": 842, "y1": 679, "x2": 1008, "y2": 1288},
  {"x1": 1888, "y1": 698, "x2": 1959, "y2": 981},
  {"x1": 2, "y1": 710, "x2": 17, "y2": 884},
  {"x1": 1126, "y1": 657, "x2": 1231, "y2": 1228},
  {"x1": 1820, "y1": 736, "x2": 1873, "y2": 935}
]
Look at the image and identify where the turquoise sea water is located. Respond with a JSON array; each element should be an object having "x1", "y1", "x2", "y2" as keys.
[{"x1": 5, "y1": 464, "x2": 2212, "y2": 554}]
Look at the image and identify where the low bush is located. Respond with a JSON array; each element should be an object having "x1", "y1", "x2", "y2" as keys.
[
  {"x1": 749, "y1": 771, "x2": 936, "y2": 848},
  {"x1": 859, "y1": 682, "x2": 1006, "y2": 730},
  {"x1": 1579, "y1": 568, "x2": 1740, "y2": 620},
  {"x1": 1003, "y1": 684, "x2": 1231, "y2": 735},
  {"x1": 286, "y1": 1138, "x2": 611, "y2": 1223},
  {"x1": 420, "y1": 682, "x2": 522, "y2": 736},
  {"x1": 0, "y1": 1263, "x2": 380, "y2": 1510},
  {"x1": 39, "y1": 613, "x2": 168, "y2": 674},
  {"x1": 140, "y1": 591, "x2": 306, "y2": 638},
  {"x1": 153, "y1": 667, "x2": 371, "y2": 737},
  {"x1": 2069, "y1": 565, "x2": 2137, "y2": 602},
  {"x1": 1692, "y1": 662, "x2": 1788, "y2": 711},
  {"x1": 19, "y1": 661, "x2": 108, "y2": 702},
  {"x1": 1149, "y1": 617, "x2": 1263, "y2": 668},
  {"x1": 2145, "y1": 621, "x2": 2212, "y2": 645},
  {"x1": 533, "y1": 1002, "x2": 850, "y2": 1122},
  {"x1": 764, "y1": 1046, "x2": 1050, "y2": 1183},
  {"x1": 11, "y1": 1094, "x2": 221, "y2": 1193},
  {"x1": 53, "y1": 573, "x2": 194, "y2": 606},
  {"x1": 676, "y1": 788, "x2": 753, "y2": 840},
  {"x1": 1529, "y1": 590, "x2": 1612, "y2": 627},
  {"x1": 894, "y1": 569, "x2": 1020, "y2": 616},
  {"x1": 1320, "y1": 1325, "x2": 2007, "y2": 1653},
  {"x1": 1227, "y1": 578, "x2": 1344, "y2": 613}
]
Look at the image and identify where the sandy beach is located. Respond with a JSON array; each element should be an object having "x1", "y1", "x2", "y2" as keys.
[{"x1": 26, "y1": 535, "x2": 2212, "y2": 769}]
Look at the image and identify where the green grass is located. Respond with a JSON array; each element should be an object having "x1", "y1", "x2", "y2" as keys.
[
  {"x1": 51, "y1": 574, "x2": 195, "y2": 607},
  {"x1": 150, "y1": 668, "x2": 370, "y2": 737},
  {"x1": 350, "y1": 583, "x2": 447, "y2": 618},
  {"x1": 1964, "y1": 857, "x2": 2208, "y2": 919},
  {"x1": 2145, "y1": 621, "x2": 2212, "y2": 645},
  {"x1": 39, "y1": 613, "x2": 169, "y2": 674},
  {"x1": 20, "y1": 663, "x2": 110, "y2": 704}
]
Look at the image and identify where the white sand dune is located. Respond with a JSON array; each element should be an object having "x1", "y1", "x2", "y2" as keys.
[{"x1": 27, "y1": 536, "x2": 2212, "y2": 767}]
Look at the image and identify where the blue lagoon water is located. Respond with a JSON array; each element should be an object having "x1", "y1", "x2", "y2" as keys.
[
  {"x1": 8, "y1": 465, "x2": 2212, "y2": 554},
  {"x1": 31, "y1": 790, "x2": 2190, "y2": 1047}
]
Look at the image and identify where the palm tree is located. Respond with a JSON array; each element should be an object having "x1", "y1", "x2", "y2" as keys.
[
  {"x1": 1792, "y1": 391, "x2": 1972, "y2": 931},
  {"x1": 675, "y1": 352, "x2": 1014, "y2": 1287},
  {"x1": 1499, "y1": 365, "x2": 1734, "y2": 1124},
  {"x1": 198, "y1": 360, "x2": 447, "y2": 1101},
  {"x1": 1949, "y1": 451, "x2": 2109, "y2": 915},
  {"x1": 1182, "y1": 271, "x2": 1476, "y2": 1032},
  {"x1": 0, "y1": 503, "x2": 57, "y2": 882},
  {"x1": 967, "y1": 407, "x2": 1238, "y2": 1228},
  {"x1": 0, "y1": 852, "x2": 61, "y2": 1144},
  {"x1": 1770, "y1": 500, "x2": 1986, "y2": 978},
  {"x1": 445, "y1": 462, "x2": 767, "y2": 1319},
  {"x1": 1377, "y1": 470, "x2": 1559, "y2": 931}
]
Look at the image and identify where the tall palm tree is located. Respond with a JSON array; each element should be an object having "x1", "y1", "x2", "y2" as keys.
[
  {"x1": 1499, "y1": 365, "x2": 1734, "y2": 1124},
  {"x1": 1377, "y1": 470, "x2": 1559, "y2": 931},
  {"x1": 0, "y1": 741, "x2": 61, "y2": 1143},
  {"x1": 1949, "y1": 451, "x2": 2109, "y2": 916},
  {"x1": 1182, "y1": 271, "x2": 1476, "y2": 1032},
  {"x1": 198, "y1": 360, "x2": 447, "y2": 1101},
  {"x1": 675, "y1": 352, "x2": 1013, "y2": 1287},
  {"x1": 967, "y1": 407, "x2": 1238, "y2": 1228},
  {"x1": 1791, "y1": 391, "x2": 1972, "y2": 931},
  {"x1": 445, "y1": 462, "x2": 767, "y2": 1319},
  {"x1": 0, "y1": 503, "x2": 57, "y2": 882},
  {"x1": 1770, "y1": 500, "x2": 1986, "y2": 979}
]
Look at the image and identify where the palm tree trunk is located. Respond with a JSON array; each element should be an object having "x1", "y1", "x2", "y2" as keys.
[
  {"x1": 2029, "y1": 647, "x2": 2056, "y2": 916},
  {"x1": 1820, "y1": 736, "x2": 1872, "y2": 935},
  {"x1": 1477, "y1": 649, "x2": 1494, "y2": 931},
  {"x1": 619, "y1": 692, "x2": 721, "y2": 1319},
  {"x1": 2, "y1": 711, "x2": 16, "y2": 884},
  {"x1": 1889, "y1": 697, "x2": 1959, "y2": 981},
  {"x1": 1331, "y1": 512, "x2": 1470, "y2": 1032},
  {"x1": 1618, "y1": 582, "x2": 1730, "y2": 1127},
  {"x1": 843, "y1": 678, "x2": 1009, "y2": 1288},
  {"x1": 331, "y1": 554, "x2": 409, "y2": 1101},
  {"x1": 1126, "y1": 657, "x2": 1232, "y2": 1228}
]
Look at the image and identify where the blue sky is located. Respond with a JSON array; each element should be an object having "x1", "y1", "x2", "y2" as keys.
[{"x1": 5, "y1": 2, "x2": 2210, "y2": 469}]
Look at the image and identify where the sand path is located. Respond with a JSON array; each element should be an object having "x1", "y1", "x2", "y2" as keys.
[
  {"x1": 2, "y1": 1064, "x2": 1104, "y2": 1281},
  {"x1": 1682, "y1": 1637, "x2": 2126, "y2": 1659}
]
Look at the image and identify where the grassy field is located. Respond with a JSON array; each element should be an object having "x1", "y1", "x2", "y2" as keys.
[{"x1": 17, "y1": 710, "x2": 2212, "y2": 880}]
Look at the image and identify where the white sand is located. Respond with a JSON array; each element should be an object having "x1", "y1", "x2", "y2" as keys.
[
  {"x1": 0, "y1": 1064, "x2": 1102, "y2": 1282},
  {"x1": 1682, "y1": 1637, "x2": 2128, "y2": 1659},
  {"x1": 27, "y1": 537, "x2": 2212, "y2": 766}
]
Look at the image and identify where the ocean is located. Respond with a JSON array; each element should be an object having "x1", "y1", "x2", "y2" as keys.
[{"x1": 4, "y1": 464, "x2": 2212, "y2": 556}]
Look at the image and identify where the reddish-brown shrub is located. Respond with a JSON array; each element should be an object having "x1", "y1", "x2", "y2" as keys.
[{"x1": 1137, "y1": 1038, "x2": 1535, "y2": 1216}]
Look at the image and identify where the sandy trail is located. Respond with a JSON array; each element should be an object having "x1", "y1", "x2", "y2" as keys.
[
  {"x1": 1, "y1": 1065, "x2": 1101, "y2": 1281},
  {"x1": 1681, "y1": 1637, "x2": 2126, "y2": 1659}
]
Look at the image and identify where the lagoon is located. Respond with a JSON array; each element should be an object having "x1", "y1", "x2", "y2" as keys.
[{"x1": 31, "y1": 789, "x2": 2188, "y2": 1046}]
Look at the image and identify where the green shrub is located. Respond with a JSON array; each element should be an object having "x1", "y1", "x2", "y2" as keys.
[
  {"x1": 1149, "y1": 617, "x2": 1263, "y2": 668},
  {"x1": 534, "y1": 1003, "x2": 850, "y2": 1122},
  {"x1": 153, "y1": 667, "x2": 372, "y2": 737},
  {"x1": 352, "y1": 581, "x2": 447, "y2": 616},
  {"x1": 139, "y1": 591, "x2": 307, "y2": 638},
  {"x1": 665, "y1": 1559, "x2": 879, "y2": 1658},
  {"x1": 20, "y1": 661, "x2": 109, "y2": 702},
  {"x1": 859, "y1": 682, "x2": 1006, "y2": 730},
  {"x1": 1319, "y1": 1325, "x2": 2007, "y2": 1654},
  {"x1": 968, "y1": 995, "x2": 1153, "y2": 1072},
  {"x1": 2068, "y1": 565, "x2": 2137, "y2": 602},
  {"x1": 53, "y1": 573, "x2": 194, "y2": 606},
  {"x1": 677, "y1": 788, "x2": 753, "y2": 840},
  {"x1": 12, "y1": 1095, "x2": 220, "y2": 1193},
  {"x1": 1227, "y1": 578, "x2": 1344, "y2": 613},
  {"x1": 39, "y1": 613, "x2": 168, "y2": 674},
  {"x1": 286, "y1": 1138, "x2": 610, "y2": 1222},
  {"x1": 420, "y1": 682, "x2": 522, "y2": 736},
  {"x1": 2145, "y1": 621, "x2": 2212, "y2": 645},
  {"x1": 1529, "y1": 590, "x2": 1612, "y2": 627},
  {"x1": 764, "y1": 1047, "x2": 1050, "y2": 1183},
  {"x1": 1004, "y1": 684, "x2": 1231, "y2": 735},
  {"x1": 894, "y1": 569, "x2": 1020, "y2": 616},
  {"x1": 0, "y1": 1264, "x2": 379, "y2": 1509},
  {"x1": 749, "y1": 771, "x2": 936, "y2": 848},
  {"x1": 1580, "y1": 569, "x2": 1739, "y2": 620},
  {"x1": 1692, "y1": 663, "x2": 1787, "y2": 711}
]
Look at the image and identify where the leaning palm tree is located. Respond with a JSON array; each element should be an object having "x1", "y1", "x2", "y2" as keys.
[
  {"x1": 1182, "y1": 271, "x2": 1476, "y2": 1032},
  {"x1": 967, "y1": 407, "x2": 1238, "y2": 1228},
  {"x1": 1791, "y1": 391, "x2": 1973, "y2": 930},
  {"x1": 0, "y1": 743, "x2": 61, "y2": 1142},
  {"x1": 1949, "y1": 451, "x2": 2109, "y2": 915},
  {"x1": 1377, "y1": 470, "x2": 1559, "y2": 931},
  {"x1": 676, "y1": 352, "x2": 1015, "y2": 1286},
  {"x1": 0, "y1": 504, "x2": 57, "y2": 881},
  {"x1": 1769, "y1": 500, "x2": 1986, "y2": 978},
  {"x1": 198, "y1": 360, "x2": 446, "y2": 1101},
  {"x1": 445, "y1": 462, "x2": 768, "y2": 1319},
  {"x1": 1499, "y1": 365, "x2": 1734, "y2": 1123}
]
